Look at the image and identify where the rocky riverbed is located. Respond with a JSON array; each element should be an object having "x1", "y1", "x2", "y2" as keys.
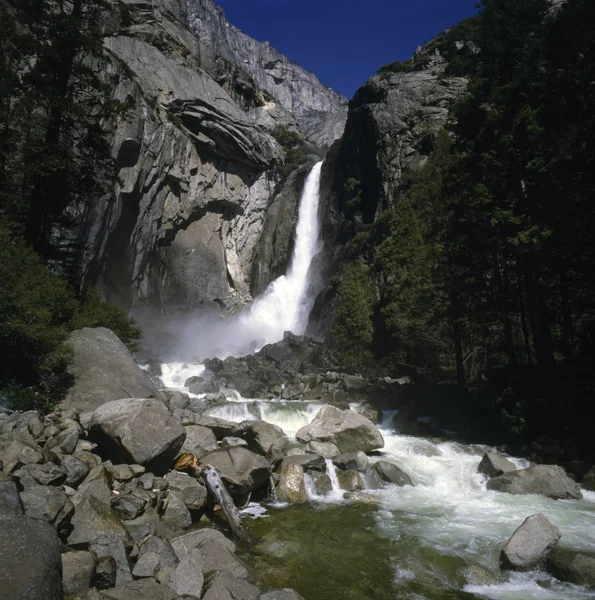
[{"x1": 2, "y1": 326, "x2": 595, "y2": 600}]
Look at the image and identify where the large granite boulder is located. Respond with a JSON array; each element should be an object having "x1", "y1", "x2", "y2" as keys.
[
  {"x1": 90, "y1": 398, "x2": 185, "y2": 474},
  {"x1": 478, "y1": 452, "x2": 516, "y2": 478},
  {"x1": 61, "y1": 328, "x2": 161, "y2": 412},
  {"x1": 546, "y1": 548, "x2": 595, "y2": 588},
  {"x1": 487, "y1": 465, "x2": 583, "y2": 500},
  {"x1": 276, "y1": 460, "x2": 309, "y2": 504},
  {"x1": 296, "y1": 406, "x2": 384, "y2": 453},
  {"x1": 500, "y1": 513, "x2": 561, "y2": 571},
  {"x1": 201, "y1": 447, "x2": 270, "y2": 494},
  {"x1": 372, "y1": 461, "x2": 414, "y2": 487},
  {"x1": 0, "y1": 514, "x2": 62, "y2": 600},
  {"x1": 243, "y1": 420, "x2": 289, "y2": 455}
]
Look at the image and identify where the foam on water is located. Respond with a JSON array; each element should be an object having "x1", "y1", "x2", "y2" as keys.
[{"x1": 159, "y1": 362, "x2": 205, "y2": 389}]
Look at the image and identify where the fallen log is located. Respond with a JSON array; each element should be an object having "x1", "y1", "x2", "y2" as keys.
[{"x1": 174, "y1": 453, "x2": 250, "y2": 543}]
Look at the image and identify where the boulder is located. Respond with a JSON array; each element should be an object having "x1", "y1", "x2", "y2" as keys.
[
  {"x1": 261, "y1": 590, "x2": 306, "y2": 600},
  {"x1": 199, "y1": 538, "x2": 250, "y2": 580},
  {"x1": 478, "y1": 452, "x2": 516, "y2": 478},
  {"x1": 171, "y1": 529, "x2": 236, "y2": 560},
  {"x1": 243, "y1": 420, "x2": 289, "y2": 455},
  {"x1": 309, "y1": 472, "x2": 333, "y2": 496},
  {"x1": 137, "y1": 535, "x2": 179, "y2": 572},
  {"x1": 487, "y1": 465, "x2": 582, "y2": 500},
  {"x1": 102, "y1": 579, "x2": 177, "y2": 600},
  {"x1": 62, "y1": 551, "x2": 97, "y2": 596},
  {"x1": 159, "y1": 490, "x2": 192, "y2": 534},
  {"x1": 581, "y1": 465, "x2": 595, "y2": 491},
  {"x1": 546, "y1": 548, "x2": 595, "y2": 588},
  {"x1": 170, "y1": 548, "x2": 204, "y2": 597},
  {"x1": 296, "y1": 406, "x2": 384, "y2": 453},
  {"x1": 276, "y1": 461, "x2": 308, "y2": 504},
  {"x1": 458, "y1": 564, "x2": 499, "y2": 587},
  {"x1": 0, "y1": 479, "x2": 24, "y2": 516},
  {"x1": 337, "y1": 469, "x2": 366, "y2": 492},
  {"x1": 89, "y1": 533, "x2": 133, "y2": 586},
  {"x1": 201, "y1": 447, "x2": 270, "y2": 494},
  {"x1": 90, "y1": 398, "x2": 186, "y2": 474},
  {"x1": 202, "y1": 571, "x2": 260, "y2": 600},
  {"x1": 0, "y1": 514, "x2": 62, "y2": 600},
  {"x1": 181, "y1": 425, "x2": 218, "y2": 454},
  {"x1": 500, "y1": 513, "x2": 561, "y2": 571},
  {"x1": 305, "y1": 441, "x2": 340, "y2": 458},
  {"x1": 333, "y1": 451, "x2": 369, "y2": 472},
  {"x1": 164, "y1": 470, "x2": 208, "y2": 511},
  {"x1": 20, "y1": 484, "x2": 74, "y2": 531},
  {"x1": 372, "y1": 461, "x2": 414, "y2": 487},
  {"x1": 94, "y1": 555, "x2": 117, "y2": 590},
  {"x1": 61, "y1": 328, "x2": 161, "y2": 412}
]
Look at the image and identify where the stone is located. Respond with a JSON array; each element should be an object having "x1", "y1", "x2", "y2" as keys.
[
  {"x1": 165, "y1": 470, "x2": 208, "y2": 511},
  {"x1": 261, "y1": 590, "x2": 306, "y2": 600},
  {"x1": 199, "y1": 538, "x2": 250, "y2": 580},
  {"x1": 20, "y1": 484, "x2": 74, "y2": 531},
  {"x1": 171, "y1": 529, "x2": 236, "y2": 559},
  {"x1": 343, "y1": 492, "x2": 378, "y2": 504},
  {"x1": 283, "y1": 454, "x2": 326, "y2": 472},
  {"x1": 111, "y1": 494, "x2": 147, "y2": 520},
  {"x1": 202, "y1": 571, "x2": 260, "y2": 600},
  {"x1": 221, "y1": 436, "x2": 248, "y2": 448},
  {"x1": 68, "y1": 496, "x2": 132, "y2": 549},
  {"x1": 94, "y1": 555, "x2": 117, "y2": 590},
  {"x1": 62, "y1": 551, "x2": 97, "y2": 596},
  {"x1": 458, "y1": 564, "x2": 499, "y2": 587},
  {"x1": 63, "y1": 454, "x2": 91, "y2": 487},
  {"x1": 337, "y1": 469, "x2": 366, "y2": 492},
  {"x1": 243, "y1": 420, "x2": 289, "y2": 455},
  {"x1": 305, "y1": 441, "x2": 340, "y2": 459},
  {"x1": 132, "y1": 551, "x2": 160, "y2": 578},
  {"x1": 310, "y1": 472, "x2": 333, "y2": 496},
  {"x1": 90, "y1": 398, "x2": 186, "y2": 474},
  {"x1": 546, "y1": 548, "x2": 595, "y2": 589},
  {"x1": 181, "y1": 425, "x2": 218, "y2": 454},
  {"x1": 478, "y1": 452, "x2": 516, "y2": 478},
  {"x1": 110, "y1": 464, "x2": 137, "y2": 482},
  {"x1": 333, "y1": 451, "x2": 369, "y2": 472},
  {"x1": 0, "y1": 515, "x2": 62, "y2": 600},
  {"x1": 159, "y1": 490, "x2": 192, "y2": 534},
  {"x1": 0, "y1": 440, "x2": 44, "y2": 473},
  {"x1": 89, "y1": 533, "x2": 133, "y2": 586},
  {"x1": 61, "y1": 328, "x2": 161, "y2": 412},
  {"x1": 101, "y1": 579, "x2": 177, "y2": 600},
  {"x1": 169, "y1": 548, "x2": 205, "y2": 597},
  {"x1": 276, "y1": 461, "x2": 308, "y2": 503},
  {"x1": 138, "y1": 535, "x2": 179, "y2": 571},
  {"x1": 13, "y1": 461, "x2": 67, "y2": 487},
  {"x1": 581, "y1": 465, "x2": 595, "y2": 491},
  {"x1": 372, "y1": 461, "x2": 414, "y2": 487},
  {"x1": 296, "y1": 406, "x2": 384, "y2": 453},
  {"x1": 0, "y1": 479, "x2": 23, "y2": 516},
  {"x1": 201, "y1": 447, "x2": 270, "y2": 494},
  {"x1": 487, "y1": 465, "x2": 583, "y2": 500},
  {"x1": 500, "y1": 513, "x2": 561, "y2": 571},
  {"x1": 46, "y1": 426, "x2": 80, "y2": 454}
]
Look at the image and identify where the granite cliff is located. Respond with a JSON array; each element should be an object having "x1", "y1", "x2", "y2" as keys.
[{"x1": 69, "y1": 0, "x2": 346, "y2": 313}]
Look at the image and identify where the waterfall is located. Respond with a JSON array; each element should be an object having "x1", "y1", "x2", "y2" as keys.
[{"x1": 237, "y1": 161, "x2": 323, "y2": 347}]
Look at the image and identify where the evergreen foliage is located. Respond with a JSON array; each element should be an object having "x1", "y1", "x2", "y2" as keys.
[{"x1": 272, "y1": 127, "x2": 321, "y2": 178}]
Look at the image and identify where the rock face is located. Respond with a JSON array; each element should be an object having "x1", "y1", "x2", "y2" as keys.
[
  {"x1": 500, "y1": 513, "x2": 561, "y2": 571},
  {"x1": 90, "y1": 398, "x2": 186, "y2": 474},
  {"x1": 296, "y1": 406, "x2": 384, "y2": 453},
  {"x1": 0, "y1": 514, "x2": 63, "y2": 600},
  {"x1": 487, "y1": 465, "x2": 583, "y2": 500},
  {"x1": 546, "y1": 548, "x2": 595, "y2": 588},
  {"x1": 61, "y1": 328, "x2": 161, "y2": 412},
  {"x1": 58, "y1": 0, "x2": 345, "y2": 313}
]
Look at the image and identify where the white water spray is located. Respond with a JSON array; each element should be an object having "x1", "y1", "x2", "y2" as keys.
[{"x1": 237, "y1": 161, "x2": 323, "y2": 347}]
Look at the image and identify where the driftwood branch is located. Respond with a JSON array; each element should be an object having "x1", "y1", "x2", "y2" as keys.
[{"x1": 174, "y1": 453, "x2": 250, "y2": 543}]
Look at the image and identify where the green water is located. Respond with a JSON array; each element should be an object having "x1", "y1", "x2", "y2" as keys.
[{"x1": 240, "y1": 504, "x2": 481, "y2": 600}]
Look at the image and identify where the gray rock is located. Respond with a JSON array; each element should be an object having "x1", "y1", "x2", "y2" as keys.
[
  {"x1": 201, "y1": 447, "x2": 270, "y2": 494},
  {"x1": 243, "y1": 420, "x2": 289, "y2": 455},
  {"x1": 0, "y1": 479, "x2": 24, "y2": 516},
  {"x1": 372, "y1": 461, "x2": 414, "y2": 487},
  {"x1": 110, "y1": 464, "x2": 137, "y2": 482},
  {"x1": 261, "y1": 590, "x2": 306, "y2": 600},
  {"x1": 296, "y1": 406, "x2": 384, "y2": 453},
  {"x1": 102, "y1": 579, "x2": 177, "y2": 600},
  {"x1": 221, "y1": 436, "x2": 249, "y2": 448},
  {"x1": 171, "y1": 529, "x2": 236, "y2": 560},
  {"x1": 196, "y1": 539, "x2": 250, "y2": 580},
  {"x1": 138, "y1": 535, "x2": 179, "y2": 572},
  {"x1": 62, "y1": 551, "x2": 97, "y2": 596},
  {"x1": 68, "y1": 496, "x2": 132, "y2": 549},
  {"x1": 309, "y1": 472, "x2": 333, "y2": 496},
  {"x1": 13, "y1": 461, "x2": 67, "y2": 487},
  {"x1": 111, "y1": 494, "x2": 147, "y2": 520},
  {"x1": 337, "y1": 469, "x2": 366, "y2": 492},
  {"x1": 47, "y1": 426, "x2": 80, "y2": 454},
  {"x1": 478, "y1": 452, "x2": 516, "y2": 478},
  {"x1": 0, "y1": 439, "x2": 45, "y2": 473},
  {"x1": 276, "y1": 460, "x2": 308, "y2": 503},
  {"x1": 89, "y1": 532, "x2": 133, "y2": 586},
  {"x1": 61, "y1": 328, "x2": 161, "y2": 412},
  {"x1": 90, "y1": 398, "x2": 186, "y2": 474},
  {"x1": 546, "y1": 548, "x2": 595, "y2": 589},
  {"x1": 202, "y1": 571, "x2": 260, "y2": 600},
  {"x1": 282, "y1": 454, "x2": 326, "y2": 472},
  {"x1": 132, "y1": 551, "x2": 161, "y2": 578},
  {"x1": 181, "y1": 425, "x2": 218, "y2": 454},
  {"x1": 458, "y1": 564, "x2": 499, "y2": 587},
  {"x1": 94, "y1": 555, "x2": 117, "y2": 590},
  {"x1": 165, "y1": 470, "x2": 208, "y2": 511},
  {"x1": 63, "y1": 454, "x2": 91, "y2": 487},
  {"x1": 500, "y1": 513, "x2": 561, "y2": 571},
  {"x1": 20, "y1": 484, "x2": 74, "y2": 531},
  {"x1": 0, "y1": 515, "x2": 62, "y2": 600},
  {"x1": 487, "y1": 465, "x2": 583, "y2": 500},
  {"x1": 305, "y1": 441, "x2": 340, "y2": 459},
  {"x1": 333, "y1": 451, "x2": 369, "y2": 472},
  {"x1": 170, "y1": 548, "x2": 205, "y2": 597},
  {"x1": 581, "y1": 465, "x2": 595, "y2": 491},
  {"x1": 159, "y1": 490, "x2": 192, "y2": 535}
]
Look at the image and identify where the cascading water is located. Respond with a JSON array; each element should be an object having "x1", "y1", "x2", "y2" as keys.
[{"x1": 237, "y1": 161, "x2": 324, "y2": 348}]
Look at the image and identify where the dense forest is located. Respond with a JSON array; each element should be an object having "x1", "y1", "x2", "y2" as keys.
[
  {"x1": 333, "y1": 0, "x2": 595, "y2": 451},
  {"x1": 0, "y1": 0, "x2": 139, "y2": 410}
]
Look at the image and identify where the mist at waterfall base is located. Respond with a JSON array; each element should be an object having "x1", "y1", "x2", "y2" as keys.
[{"x1": 143, "y1": 162, "x2": 324, "y2": 362}]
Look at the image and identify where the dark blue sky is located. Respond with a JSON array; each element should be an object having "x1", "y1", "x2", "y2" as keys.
[{"x1": 217, "y1": 0, "x2": 480, "y2": 98}]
